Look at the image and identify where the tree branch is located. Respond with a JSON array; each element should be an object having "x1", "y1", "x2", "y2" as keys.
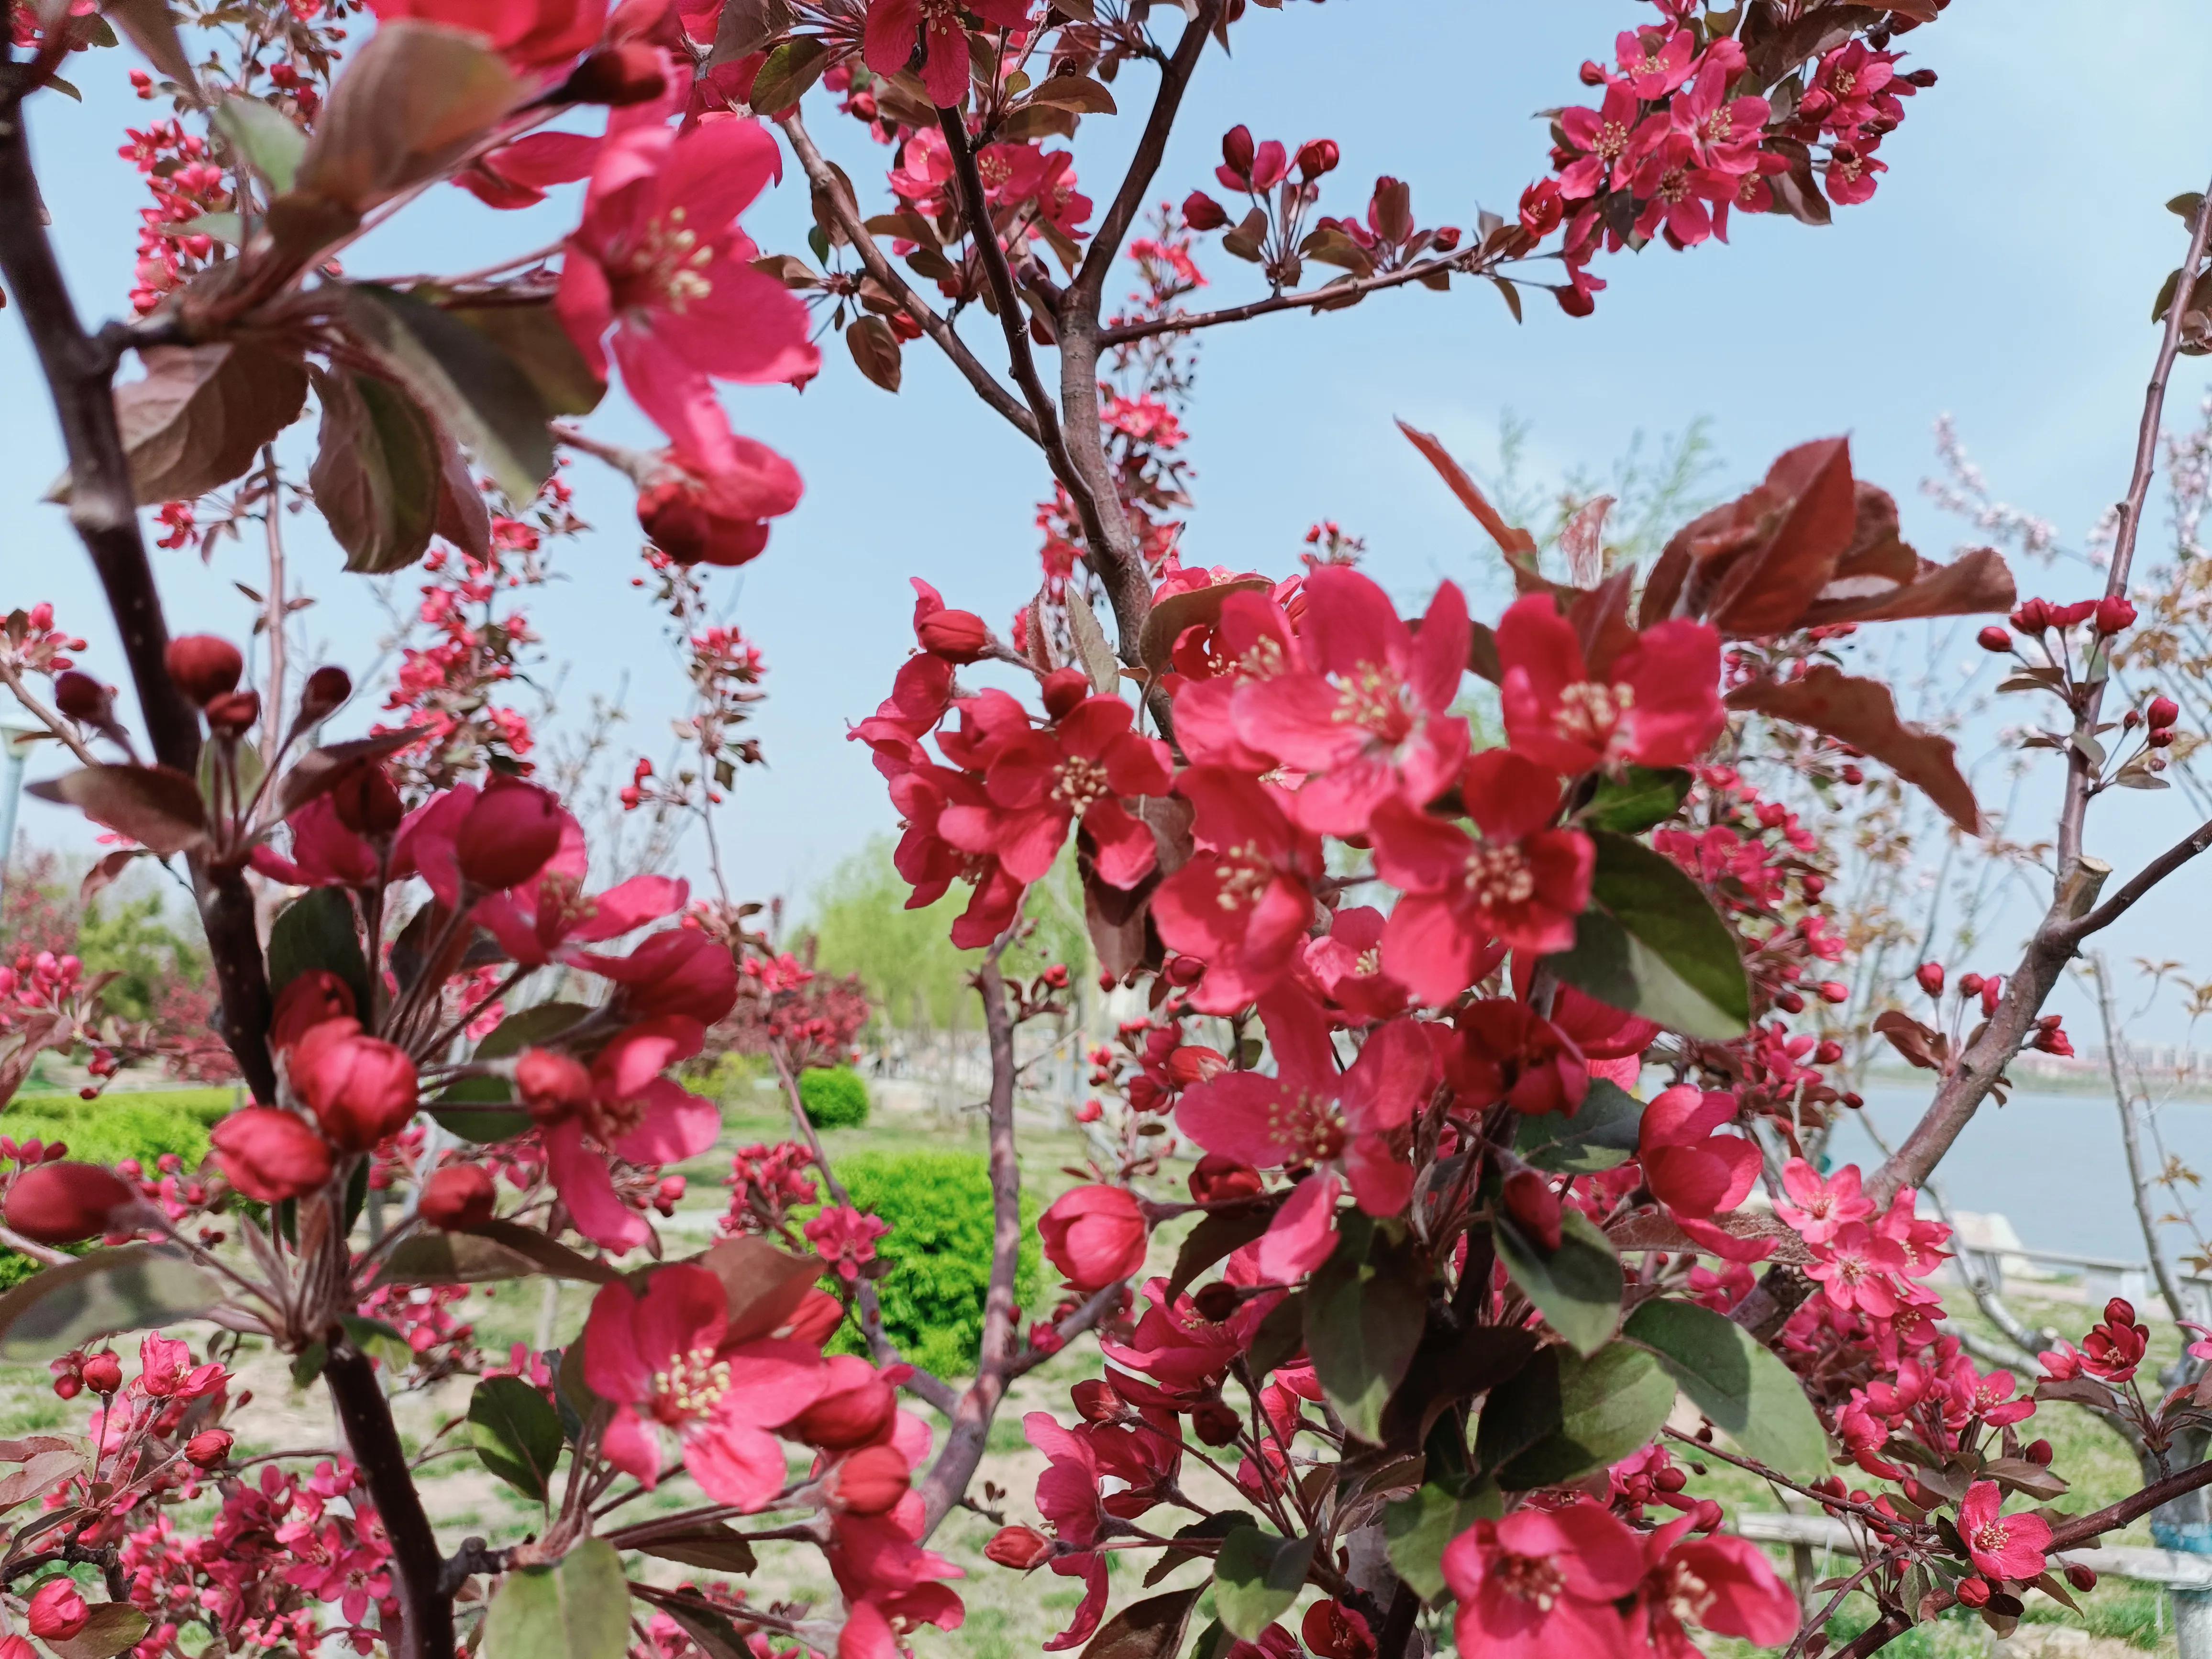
[
  {"x1": 2093, "y1": 951, "x2": 2192, "y2": 1323},
  {"x1": 934, "y1": 105, "x2": 1107, "y2": 547},
  {"x1": 916, "y1": 950, "x2": 1025, "y2": 1537},
  {"x1": 1099, "y1": 248, "x2": 1494, "y2": 346},
  {"x1": 0, "y1": 48, "x2": 280, "y2": 1104},
  {"x1": 775, "y1": 109, "x2": 1040, "y2": 444},
  {"x1": 324, "y1": 1347, "x2": 453, "y2": 1659}
]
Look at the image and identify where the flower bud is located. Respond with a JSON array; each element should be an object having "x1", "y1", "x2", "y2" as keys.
[
  {"x1": 2009, "y1": 598, "x2": 2052, "y2": 634},
  {"x1": 559, "y1": 42, "x2": 667, "y2": 105},
  {"x1": 1980, "y1": 974, "x2": 2003, "y2": 1016},
  {"x1": 2149, "y1": 695, "x2": 2180, "y2": 730},
  {"x1": 4, "y1": 1161, "x2": 134, "y2": 1244},
  {"x1": 1182, "y1": 190, "x2": 1228, "y2": 231},
  {"x1": 419, "y1": 1164, "x2": 497, "y2": 1231},
  {"x1": 1189, "y1": 1153, "x2": 1264, "y2": 1206},
  {"x1": 1165, "y1": 1045, "x2": 1228, "y2": 1088},
  {"x1": 637, "y1": 476, "x2": 770, "y2": 568},
  {"x1": 984, "y1": 1526, "x2": 1053, "y2": 1570},
  {"x1": 517, "y1": 1047, "x2": 594, "y2": 1122},
  {"x1": 26, "y1": 1579, "x2": 89, "y2": 1639},
  {"x1": 1578, "y1": 58, "x2": 1607, "y2": 85},
  {"x1": 1039, "y1": 666, "x2": 1091, "y2": 722},
  {"x1": 298, "y1": 665, "x2": 352, "y2": 723},
  {"x1": 1220, "y1": 123, "x2": 1255, "y2": 180},
  {"x1": 80, "y1": 1351, "x2": 123, "y2": 1394},
  {"x1": 2107, "y1": 1296, "x2": 2136, "y2": 1327},
  {"x1": 202, "y1": 689, "x2": 261, "y2": 737},
  {"x1": 2066, "y1": 1563, "x2": 2098, "y2": 1593},
  {"x1": 1955, "y1": 1577, "x2": 1991, "y2": 1608},
  {"x1": 916, "y1": 608, "x2": 993, "y2": 664},
  {"x1": 822, "y1": 1444, "x2": 910, "y2": 1515},
  {"x1": 53, "y1": 670, "x2": 113, "y2": 723},
  {"x1": 185, "y1": 1429, "x2": 233, "y2": 1468},
  {"x1": 2095, "y1": 596, "x2": 2138, "y2": 635},
  {"x1": 2150, "y1": 727, "x2": 2177, "y2": 747},
  {"x1": 1039, "y1": 1184, "x2": 1148, "y2": 1293},
  {"x1": 455, "y1": 776, "x2": 564, "y2": 892},
  {"x1": 163, "y1": 634, "x2": 243, "y2": 705},
  {"x1": 211, "y1": 1107, "x2": 334, "y2": 1201},
  {"x1": 1192, "y1": 1398, "x2": 1242, "y2": 1445},
  {"x1": 794, "y1": 1354, "x2": 898, "y2": 1449},
  {"x1": 290, "y1": 1020, "x2": 419, "y2": 1151},
  {"x1": 270, "y1": 970, "x2": 358, "y2": 1054},
  {"x1": 330, "y1": 762, "x2": 405, "y2": 837},
  {"x1": 1295, "y1": 138, "x2": 1339, "y2": 182},
  {"x1": 1915, "y1": 962, "x2": 1944, "y2": 998},
  {"x1": 1501, "y1": 1169, "x2": 1562, "y2": 1252},
  {"x1": 2024, "y1": 1438, "x2": 2052, "y2": 1464},
  {"x1": 1976, "y1": 625, "x2": 2013, "y2": 653},
  {"x1": 1070, "y1": 1379, "x2": 1123, "y2": 1422},
  {"x1": 1957, "y1": 973, "x2": 1984, "y2": 999}
]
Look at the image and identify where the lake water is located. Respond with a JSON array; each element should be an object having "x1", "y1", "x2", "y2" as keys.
[{"x1": 1824, "y1": 1082, "x2": 2212, "y2": 1265}]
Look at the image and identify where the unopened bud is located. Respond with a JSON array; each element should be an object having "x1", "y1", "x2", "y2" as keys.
[
  {"x1": 916, "y1": 608, "x2": 992, "y2": 664},
  {"x1": 1956, "y1": 1576, "x2": 1991, "y2": 1608},
  {"x1": 202, "y1": 688, "x2": 261, "y2": 736},
  {"x1": 299, "y1": 665, "x2": 352, "y2": 723},
  {"x1": 2095, "y1": 596, "x2": 2138, "y2": 635},
  {"x1": 1040, "y1": 666, "x2": 1091, "y2": 721},
  {"x1": 329, "y1": 762, "x2": 404, "y2": 837},
  {"x1": 1501, "y1": 1169, "x2": 1563, "y2": 1252},
  {"x1": 1295, "y1": 138, "x2": 1339, "y2": 182},
  {"x1": 1976, "y1": 625, "x2": 2013, "y2": 653},
  {"x1": 1915, "y1": 962, "x2": 1945, "y2": 997},
  {"x1": 4, "y1": 1161, "x2": 134, "y2": 1244},
  {"x1": 185, "y1": 1429, "x2": 233, "y2": 1468},
  {"x1": 418, "y1": 1164, "x2": 497, "y2": 1230},
  {"x1": 53, "y1": 670, "x2": 112, "y2": 723},
  {"x1": 2024, "y1": 1438, "x2": 2052, "y2": 1464},
  {"x1": 2010, "y1": 598, "x2": 2053, "y2": 634},
  {"x1": 1183, "y1": 190, "x2": 1228, "y2": 231},
  {"x1": 454, "y1": 775, "x2": 564, "y2": 893},
  {"x1": 1220, "y1": 123, "x2": 1255, "y2": 179},
  {"x1": 822, "y1": 1444, "x2": 909, "y2": 1515},
  {"x1": 163, "y1": 634, "x2": 243, "y2": 705},
  {"x1": 80, "y1": 1351, "x2": 123, "y2": 1394},
  {"x1": 2149, "y1": 695, "x2": 2180, "y2": 730},
  {"x1": 984, "y1": 1526, "x2": 1052, "y2": 1570},
  {"x1": 270, "y1": 970, "x2": 357, "y2": 1053},
  {"x1": 2065, "y1": 1563, "x2": 2098, "y2": 1593}
]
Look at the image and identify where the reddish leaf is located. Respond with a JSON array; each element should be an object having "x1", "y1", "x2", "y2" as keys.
[
  {"x1": 1136, "y1": 577, "x2": 1271, "y2": 675},
  {"x1": 1396, "y1": 420, "x2": 1539, "y2": 561},
  {"x1": 309, "y1": 367, "x2": 441, "y2": 575},
  {"x1": 1800, "y1": 546, "x2": 2016, "y2": 628},
  {"x1": 294, "y1": 21, "x2": 521, "y2": 213},
  {"x1": 845, "y1": 315, "x2": 904, "y2": 393},
  {"x1": 1704, "y1": 439, "x2": 1858, "y2": 636},
  {"x1": 696, "y1": 1236, "x2": 822, "y2": 1344},
  {"x1": 1872, "y1": 1009, "x2": 1947, "y2": 1072},
  {"x1": 0, "y1": 1013, "x2": 70, "y2": 1110},
  {"x1": 27, "y1": 764, "x2": 207, "y2": 855},
  {"x1": 273, "y1": 728, "x2": 432, "y2": 820},
  {"x1": 55, "y1": 343, "x2": 309, "y2": 507},
  {"x1": 78, "y1": 848, "x2": 147, "y2": 907},
  {"x1": 1727, "y1": 665, "x2": 1982, "y2": 832}
]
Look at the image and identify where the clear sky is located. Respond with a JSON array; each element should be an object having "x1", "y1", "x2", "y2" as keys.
[{"x1": 10, "y1": 1, "x2": 2212, "y2": 1034}]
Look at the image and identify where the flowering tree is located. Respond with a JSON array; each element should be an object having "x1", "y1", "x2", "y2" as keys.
[{"x1": 7, "y1": 3, "x2": 2212, "y2": 1659}]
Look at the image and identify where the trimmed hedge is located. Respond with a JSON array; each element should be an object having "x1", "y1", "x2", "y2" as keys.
[
  {"x1": 826, "y1": 1150, "x2": 1039, "y2": 1379},
  {"x1": 5, "y1": 1089, "x2": 234, "y2": 1169},
  {"x1": 798, "y1": 1067, "x2": 870, "y2": 1130}
]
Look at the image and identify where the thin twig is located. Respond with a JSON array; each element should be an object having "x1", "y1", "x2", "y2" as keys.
[{"x1": 1100, "y1": 248, "x2": 1495, "y2": 346}]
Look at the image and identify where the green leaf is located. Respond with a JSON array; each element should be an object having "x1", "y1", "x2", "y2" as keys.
[
  {"x1": 482, "y1": 1537, "x2": 630, "y2": 1659},
  {"x1": 1624, "y1": 1298, "x2": 1828, "y2": 1477},
  {"x1": 266, "y1": 886, "x2": 372, "y2": 1011},
  {"x1": 1077, "y1": 1587, "x2": 1204, "y2": 1659},
  {"x1": 1167, "y1": 1207, "x2": 1273, "y2": 1302},
  {"x1": 291, "y1": 1339, "x2": 328, "y2": 1388},
  {"x1": 1212, "y1": 1527, "x2": 1316, "y2": 1641},
  {"x1": 1515, "y1": 1077, "x2": 1644, "y2": 1174},
  {"x1": 653, "y1": 1597, "x2": 752, "y2": 1659},
  {"x1": 343, "y1": 283, "x2": 556, "y2": 504},
  {"x1": 1584, "y1": 766, "x2": 1691, "y2": 833},
  {"x1": 1304, "y1": 1215, "x2": 1427, "y2": 1444},
  {"x1": 48, "y1": 1604, "x2": 153, "y2": 1659},
  {"x1": 1493, "y1": 1206, "x2": 1621, "y2": 1356},
  {"x1": 1485, "y1": 1342, "x2": 1675, "y2": 1490},
  {"x1": 747, "y1": 37, "x2": 830, "y2": 112},
  {"x1": 475, "y1": 1001, "x2": 591, "y2": 1058},
  {"x1": 446, "y1": 300, "x2": 606, "y2": 417},
  {"x1": 1144, "y1": 1513, "x2": 1260, "y2": 1587},
  {"x1": 341, "y1": 1314, "x2": 414, "y2": 1373},
  {"x1": 469, "y1": 1374, "x2": 564, "y2": 1505},
  {"x1": 1383, "y1": 1481, "x2": 1500, "y2": 1603},
  {"x1": 212, "y1": 95, "x2": 305, "y2": 193},
  {"x1": 309, "y1": 367, "x2": 441, "y2": 576},
  {"x1": 1244, "y1": 1290, "x2": 1305, "y2": 1383},
  {"x1": 429, "y1": 1073, "x2": 532, "y2": 1144},
  {"x1": 0, "y1": 1245, "x2": 220, "y2": 1361},
  {"x1": 1548, "y1": 830, "x2": 1750, "y2": 1040}
]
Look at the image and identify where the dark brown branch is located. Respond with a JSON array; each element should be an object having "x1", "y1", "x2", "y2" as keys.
[
  {"x1": 776, "y1": 109, "x2": 1040, "y2": 444},
  {"x1": 1056, "y1": 1, "x2": 1222, "y2": 675},
  {"x1": 934, "y1": 105, "x2": 1107, "y2": 547},
  {"x1": 1099, "y1": 248, "x2": 1493, "y2": 347},
  {"x1": 2065, "y1": 814, "x2": 2212, "y2": 943},
  {"x1": 326, "y1": 1347, "x2": 454, "y2": 1659},
  {"x1": 0, "y1": 49, "x2": 278, "y2": 1103},
  {"x1": 916, "y1": 951, "x2": 1025, "y2": 1537}
]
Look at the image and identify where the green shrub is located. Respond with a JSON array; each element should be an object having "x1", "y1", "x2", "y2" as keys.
[
  {"x1": 6, "y1": 1090, "x2": 234, "y2": 1169},
  {"x1": 826, "y1": 1150, "x2": 1039, "y2": 1379},
  {"x1": 799, "y1": 1067, "x2": 870, "y2": 1130}
]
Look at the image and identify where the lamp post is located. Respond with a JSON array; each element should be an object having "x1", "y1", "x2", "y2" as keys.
[{"x1": 0, "y1": 718, "x2": 39, "y2": 920}]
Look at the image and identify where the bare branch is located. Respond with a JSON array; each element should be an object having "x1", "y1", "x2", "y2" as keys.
[
  {"x1": 776, "y1": 109, "x2": 1040, "y2": 444},
  {"x1": 1100, "y1": 249, "x2": 1501, "y2": 347}
]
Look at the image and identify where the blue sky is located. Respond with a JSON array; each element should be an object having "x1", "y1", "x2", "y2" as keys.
[{"x1": 10, "y1": 0, "x2": 2212, "y2": 1032}]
